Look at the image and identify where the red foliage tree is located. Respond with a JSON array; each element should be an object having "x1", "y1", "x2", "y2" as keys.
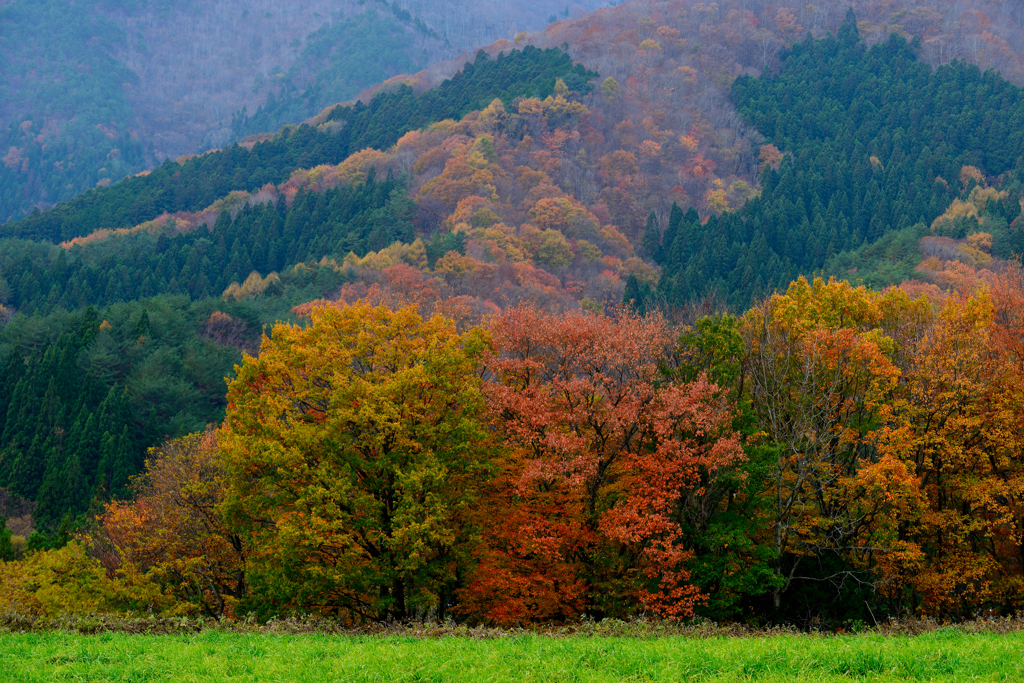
[{"x1": 458, "y1": 305, "x2": 744, "y2": 623}]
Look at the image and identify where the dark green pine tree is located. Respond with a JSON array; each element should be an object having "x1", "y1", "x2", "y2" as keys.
[
  {"x1": 659, "y1": 203, "x2": 685, "y2": 266},
  {"x1": 72, "y1": 411, "x2": 103, "y2": 488},
  {"x1": 623, "y1": 273, "x2": 653, "y2": 316},
  {"x1": 0, "y1": 351, "x2": 25, "y2": 443},
  {"x1": 133, "y1": 310, "x2": 151, "y2": 338},
  {"x1": 35, "y1": 444, "x2": 90, "y2": 527},
  {"x1": 77, "y1": 306, "x2": 100, "y2": 345},
  {"x1": 0, "y1": 518, "x2": 12, "y2": 561},
  {"x1": 95, "y1": 426, "x2": 135, "y2": 500},
  {"x1": 837, "y1": 8, "x2": 858, "y2": 46},
  {"x1": 623, "y1": 273, "x2": 644, "y2": 315},
  {"x1": 5, "y1": 378, "x2": 63, "y2": 500},
  {"x1": 642, "y1": 211, "x2": 662, "y2": 261}
]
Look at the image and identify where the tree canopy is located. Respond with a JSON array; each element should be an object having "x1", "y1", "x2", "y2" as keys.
[{"x1": 217, "y1": 301, "x2": 491, "y2": 620}]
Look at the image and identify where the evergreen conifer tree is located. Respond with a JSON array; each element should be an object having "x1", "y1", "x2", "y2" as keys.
[
  {"x1": 0, "y1": 518, "x2": 12, "y2": 561},
  {"x1": 642, "y1": 211, "x2": 661, "y2": 261}
]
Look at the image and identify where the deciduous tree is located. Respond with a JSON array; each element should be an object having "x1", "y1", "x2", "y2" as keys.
[
  {"x1": 742, "y1": 277, "x2": 930, "y2": 612},
  {"x1": 96, "y1": 429, "x2": 245, "y2": 619},
  {"x1": 875, "y1": 288, "x2": 1024, "y2": 617},
  {"x1": 218, "y1": 301, "x2": 490, "y2": 621},
  {"x1": 460, "y1": 305, "x2": 743, "y2": 622}
]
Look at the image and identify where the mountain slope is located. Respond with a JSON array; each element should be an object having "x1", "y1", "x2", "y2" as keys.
[
  {"x1": 0, "y1": 46, "x2": 596, "y2": 532},
  {"x1": 1, "y1": 46, "x2": 590, "y2": 244},
  {"x1": 656, "y1": 16, "x2": 1024, "y2": 307},
  {"x1": 4, "y1": 0, "x2": 1024, "y2": 539},
  {"x1": 0, "y1": 0, "x2": 609, "y2": 223}
]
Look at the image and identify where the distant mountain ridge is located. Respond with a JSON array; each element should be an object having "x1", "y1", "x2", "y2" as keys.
[{"x1": 0, "y1": 0, "x2": 609, "y2": 223}]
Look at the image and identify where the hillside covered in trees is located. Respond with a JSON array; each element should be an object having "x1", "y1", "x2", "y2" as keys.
[
  {"x1": 655, "y1": 22, "x2": 1024, "y2": 308},
  {"x1": 0, "y1": 0, "x2": 608, "y2": 223},
  {"x1": 0, "y1": 45, "x2": 593, "y2": 537},
  {"x1": 2, "y1": 0, "x2": 1024, "y2": 628}
]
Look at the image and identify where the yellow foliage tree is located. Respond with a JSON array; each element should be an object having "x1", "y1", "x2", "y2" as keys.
[
  {"x1": 873, "y1": 291, "x2": 1024, "y2": 616},
  {"x1": 743, "y1": 277, "x2": 931, "y2": 610},
  {"x1": 0, "y1": 542, "x2": 169, "y2": 618},
  {"x1": 217, "y1": 302, "x2": 491, "y2": 621}
]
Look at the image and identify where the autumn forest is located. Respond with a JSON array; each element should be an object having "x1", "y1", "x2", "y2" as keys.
[{"x1": 2, "y1": 0, "x2": 1024, "y2": 629}]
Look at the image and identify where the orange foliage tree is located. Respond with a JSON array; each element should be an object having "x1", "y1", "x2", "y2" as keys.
[
  {"x1": 874, "y1": 283, "x2": 1024, "y2": 617},
  {"x1": 742, "y1": 277, "x2": 933, "y2": 611},
  {"x1": 458, "y1": 305, "x2": 744, "y2": 623},
  {"x1": 95, "y1": 429, "x2": 246, "y2": 618}
]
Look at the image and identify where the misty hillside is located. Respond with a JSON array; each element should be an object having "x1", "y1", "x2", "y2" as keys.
[
  {"x1": 0, "y1": 0, "x2": 609, "y2": 223},
  {"x1": 6, "y1": 0, "x2": 1024, "y2": 630}
]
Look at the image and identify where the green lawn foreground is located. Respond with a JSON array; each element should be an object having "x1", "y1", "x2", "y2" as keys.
[{"x1": 1, "y1": 631, "x2": 1022, "y2": 682}]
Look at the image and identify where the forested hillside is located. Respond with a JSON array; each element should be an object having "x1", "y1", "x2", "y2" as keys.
[
  {"x1": 2, "y1": 0, "x2": 1024, "y2": 628},
  {"x1": 0, "y1": 0, "x2": 606, "y2": 223},
  {"x1": 655, "y1": 19, "x2": 1024, "y2": 308},
  {"x1": 0, "y1": 45, "x2": 593, "y2": 536},
  {"x1": 2, "y1": 47, "x2": 591, "y2": 244}
]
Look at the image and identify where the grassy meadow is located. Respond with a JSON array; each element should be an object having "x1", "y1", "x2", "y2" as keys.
[{"x1": 1, "y1": 629, "x2": 1022, "y2": 682}]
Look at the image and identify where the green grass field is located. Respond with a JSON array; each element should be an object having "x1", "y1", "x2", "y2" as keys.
[{"x1": 0, "y1": 630, "x2": 1022, "y2": 682}]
